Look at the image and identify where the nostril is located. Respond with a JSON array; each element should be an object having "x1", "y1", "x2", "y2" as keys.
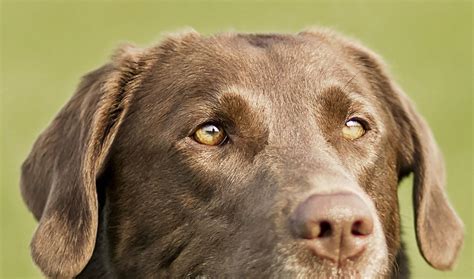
[
  {"x1": 318, "y1": 221, "x2": 332, "y2": 238},
  {"x1": 292, "y1": 193, "x2": 376, "y2": 263},
  {"x1": 351, "y1": 219, "x2": 373, "y2": 236},
  {"x1": 351, "y1": 221, "x2": 364, "y2": 236}
]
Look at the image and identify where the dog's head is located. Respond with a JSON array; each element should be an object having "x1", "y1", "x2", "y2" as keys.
[{"x1": 21, "y1": 29, "x2": 463, "y2": 278}]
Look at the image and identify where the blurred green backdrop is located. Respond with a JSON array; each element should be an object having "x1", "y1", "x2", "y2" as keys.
[{"x1": 1, "y1": 0, "x2": 472, "y2": 278}]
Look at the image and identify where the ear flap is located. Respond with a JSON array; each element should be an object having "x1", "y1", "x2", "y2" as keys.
[
  {"x1": 396, "y1": 90, "x2": 464, "y2": 270},
  {"x1": 336, "y1": 37, "x2": 464, "y2": 270},
  {"x1": 20, "y1": 44, "x2": 150, "y2": 277}
]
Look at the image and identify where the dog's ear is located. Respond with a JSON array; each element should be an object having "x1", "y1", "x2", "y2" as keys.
[
  {"x1": 20, "y1": 44, "x2": 152, "y2": 277},
  {"x1": 334, "y1": 35, "x2": 464, "y2": 270},
  {"x1": 395, "y1": 87, "x2": 464, "y2": 270}
]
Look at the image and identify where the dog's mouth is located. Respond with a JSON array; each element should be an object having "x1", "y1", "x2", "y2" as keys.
[
  {"x1": 275, "y1": 219, "x2": 389, "y2": 277},
  {"x1": 315, "y1": 265, "x2": 362, "y2": 279},
  {"x1": 280, "y1": 251, "x2": 387, "y2": 279}
]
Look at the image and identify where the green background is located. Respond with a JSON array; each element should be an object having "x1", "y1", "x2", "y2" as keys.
[{"x1": 1, "y1": 1, "x2": 472, "y2": 278}]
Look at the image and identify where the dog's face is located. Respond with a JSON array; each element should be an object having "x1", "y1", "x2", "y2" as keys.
[{"x1": 21, "y1": 29, "x2": 464, "y2": 278}]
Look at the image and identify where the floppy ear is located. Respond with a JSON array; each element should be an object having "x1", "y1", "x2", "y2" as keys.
[
  {"x1": 398, "y1": 90, "x2": 464, "y2": 270},
  {"x1": 20, "y1": 44, "x2": 151, "y2": 277},
  {"x1": 336, "y1": 36, "x2": 464, "y2": 270}
]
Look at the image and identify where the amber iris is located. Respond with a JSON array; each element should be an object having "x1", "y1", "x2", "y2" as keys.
[
  {"x1": 193, "y1": 124, "x2": 226, "y2": 146},
  {"x1": 342, "y1": 119, "x2": 366, "y2": 140}
]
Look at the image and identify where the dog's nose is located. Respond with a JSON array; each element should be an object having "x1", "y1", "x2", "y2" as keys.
[{"x1": 290, "y1": 193, "x2": 374, "y2": 263}]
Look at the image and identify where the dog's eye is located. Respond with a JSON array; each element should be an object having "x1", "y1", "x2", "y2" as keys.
[
  {"x1": 342, "y1": 119, "x2": 366, "y2": 140},
  {"x1": 193, "y1": 124, "x2": 227, "y2": 146}
]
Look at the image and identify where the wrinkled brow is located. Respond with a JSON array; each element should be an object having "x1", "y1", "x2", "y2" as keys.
[
  {"x1": 169, "y1": 86, "x2": 270, "y2": 137},
  {"x1": 314, "y1": 84, "x2": 382, "y2": 132}
]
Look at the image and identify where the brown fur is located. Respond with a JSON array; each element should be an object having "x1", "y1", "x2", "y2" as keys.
[{"x1": 21, "y1": 28, "x2": 463, "y2": 278}]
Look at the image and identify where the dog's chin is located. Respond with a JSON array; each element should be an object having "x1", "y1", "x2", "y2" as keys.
[{"x1": 279, "y1": 259, "x2": 389, "y2": 279}]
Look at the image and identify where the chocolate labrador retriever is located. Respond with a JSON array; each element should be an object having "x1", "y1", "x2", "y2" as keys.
[{"x1": 21, "y1": 28, "x2": 463, "y2": 278}]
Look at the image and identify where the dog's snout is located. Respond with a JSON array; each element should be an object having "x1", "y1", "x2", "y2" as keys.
[{"x1": 291, "y1": 193, "x2": 374, "y2": 263}]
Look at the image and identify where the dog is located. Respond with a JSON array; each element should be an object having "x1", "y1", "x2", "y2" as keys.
[{"x1": 20, "y1": 28, "x2": 464, "y2": 278}]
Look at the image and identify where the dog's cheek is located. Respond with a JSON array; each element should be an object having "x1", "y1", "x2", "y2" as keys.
[
  {"x1": 99, "y1": 151, "x2": 200, "y2": 273},
  {"x1": 360, "y1": 153, "x2": 402, "y2": 263},
  {"x1": 103, "y1": 141, "x2": 267, "y2": 275}
]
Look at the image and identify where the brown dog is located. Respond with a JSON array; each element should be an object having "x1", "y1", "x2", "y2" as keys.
[{"x1": 21, "y1": 28, "x2": 463, "y2": 278}]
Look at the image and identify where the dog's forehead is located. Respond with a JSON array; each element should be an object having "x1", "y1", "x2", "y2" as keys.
[
  {"x1": 150, "y1": 31, "x2": 361, "y2": 99},
  {"x1": 139, "y1": 32, "x2": 376, "y2": 144}
]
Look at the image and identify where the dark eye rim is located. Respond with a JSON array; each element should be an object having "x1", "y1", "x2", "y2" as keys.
[{"x1": 190, "y1": 122, "x2": 229, "y2": 146}]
